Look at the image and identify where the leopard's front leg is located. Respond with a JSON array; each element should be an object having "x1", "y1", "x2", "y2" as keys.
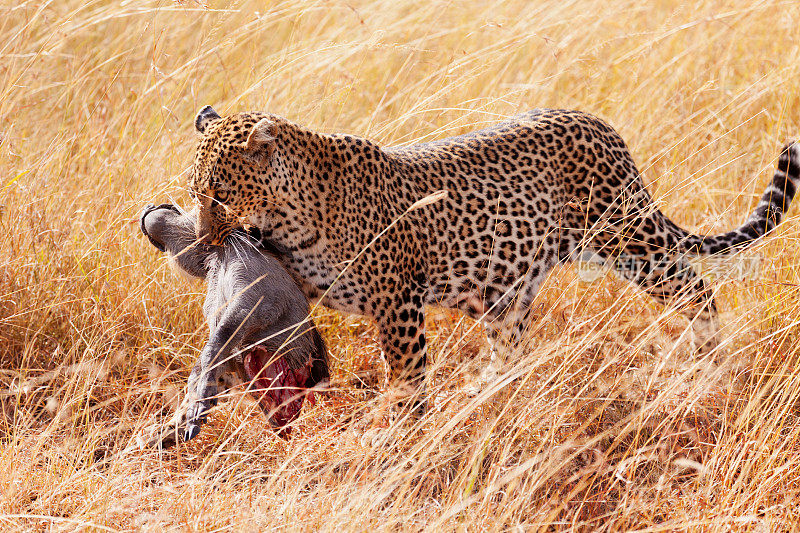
[{"x1": 375, "y1": 287, "x2": 428, "y2": 415}]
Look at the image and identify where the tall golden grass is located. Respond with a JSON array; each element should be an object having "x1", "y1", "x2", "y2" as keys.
[{"x1": 2, "y1": 0, "x2": 800, "y2": 530}]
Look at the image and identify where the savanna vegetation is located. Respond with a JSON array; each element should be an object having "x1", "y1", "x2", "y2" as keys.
[{"x1": 2, "y1": 0, "x2": 800, "y2": 530}]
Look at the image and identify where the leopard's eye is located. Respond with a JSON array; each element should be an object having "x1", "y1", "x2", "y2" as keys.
[{"x1": 215, "y1": 189, "x2": 229, "y2": 202}]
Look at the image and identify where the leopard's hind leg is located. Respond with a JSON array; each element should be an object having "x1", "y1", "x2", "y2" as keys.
[
  {"x1": 609, "y1": 250, "x2": 719, "y2": 352},
  {"x1": 588, "y1": 211, "x2": 720, "y2": 354}
]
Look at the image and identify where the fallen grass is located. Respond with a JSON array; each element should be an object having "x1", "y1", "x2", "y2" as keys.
[{"x1": 2, "y1": 0, "x2": 800, "y2": 530}]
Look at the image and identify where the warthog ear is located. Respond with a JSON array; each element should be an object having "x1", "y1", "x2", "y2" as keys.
[
  {"x1": 195, "y1": 105, "x2": 221, "y2": 133},
  {"x1": 244, "y1": 118, "x2": 277, "y2": 161}
]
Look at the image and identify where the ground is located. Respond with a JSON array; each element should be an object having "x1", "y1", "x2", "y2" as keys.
[{"x1": 2, "y1": 0, "x2": 800, "y2": 530}]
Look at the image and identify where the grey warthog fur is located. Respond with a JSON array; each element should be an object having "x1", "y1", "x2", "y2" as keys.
[{"x1": 139, "y1": 204, "x2": 328, "y2": 446}]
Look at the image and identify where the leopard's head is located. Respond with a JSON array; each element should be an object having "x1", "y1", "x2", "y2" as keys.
[{"x1": 189, "y1": 105, "x2": 281, "y2": 245}]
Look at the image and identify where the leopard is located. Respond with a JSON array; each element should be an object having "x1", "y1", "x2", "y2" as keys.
[{"x1": 186, "y1": 104, "x2": 800, "y2": 413}]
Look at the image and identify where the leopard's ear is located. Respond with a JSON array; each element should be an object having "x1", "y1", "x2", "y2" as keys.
[
  {"x1": 195, "y1": 105, "x2": 221, "y2": 133},
  {"x1": 244, "y1": 118, "x2": 277, "y2": 161}
]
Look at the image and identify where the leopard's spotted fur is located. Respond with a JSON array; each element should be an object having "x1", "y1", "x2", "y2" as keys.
[{"x1": 189, "y1": 105, "x2": 800, "y2": 400}]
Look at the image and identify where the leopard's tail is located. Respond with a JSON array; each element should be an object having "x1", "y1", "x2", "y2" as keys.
[{"x1": 669, "y1": 142, "x2": 800, "y2": 255}]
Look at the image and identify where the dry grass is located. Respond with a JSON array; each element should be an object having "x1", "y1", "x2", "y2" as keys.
[{"x1": 2, "y1": 0, "x2": 800, "y2": 530}]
